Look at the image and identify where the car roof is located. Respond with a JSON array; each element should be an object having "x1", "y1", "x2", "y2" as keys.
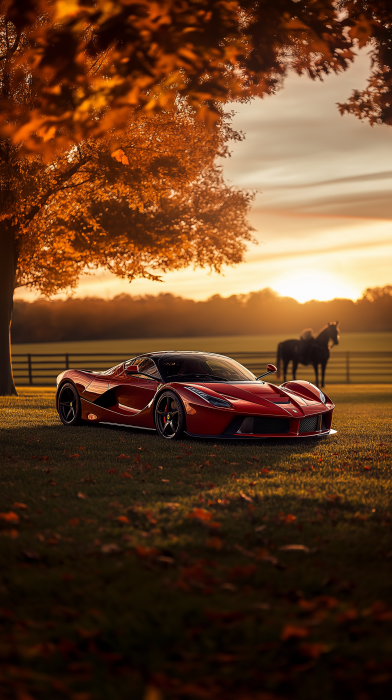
[{"x1": 133, "y1": 351, "x2": 227, "y2": 361}]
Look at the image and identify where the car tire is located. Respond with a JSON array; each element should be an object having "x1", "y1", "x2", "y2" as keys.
[
  {"x1": 57, "y1": 382, "x2": 82, "y2": 426},
  {"x1": 155, "y1": 391, "x2": 185, "y2": 440}
]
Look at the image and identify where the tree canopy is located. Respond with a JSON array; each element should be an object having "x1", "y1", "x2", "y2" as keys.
[
  {"x1": 2, "y1": 1, "x2": 392, "y2": 156},
  {"x1": 13, "y1": 107, "x2": 254, "y2": 296}
]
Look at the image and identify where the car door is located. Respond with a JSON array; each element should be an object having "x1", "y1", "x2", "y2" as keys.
[
  {"x1": 110, "y1": 357, "x2": 160, "y2": 412},
  {"x1": 82, "y1": 377, "x2": 109, "y2": 402}
]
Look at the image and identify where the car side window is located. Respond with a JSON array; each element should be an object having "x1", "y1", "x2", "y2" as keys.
[{"x1": 131, "y1": 357, "x2": 161, "y2": 380}]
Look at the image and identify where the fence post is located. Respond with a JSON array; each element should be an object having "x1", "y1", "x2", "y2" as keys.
[
  {"x1": 65, "y1": 353, "x2": 69, "y2": 370},
  {"x1": 27, "y1": 354, "x2": 33, "y2": 385},
  {"x1": 346, "y1": 352, "x2": 350, "y2": 384}
]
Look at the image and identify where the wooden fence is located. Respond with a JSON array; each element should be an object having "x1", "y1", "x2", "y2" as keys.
[{"x1": 11, "y1": 350, "x2": 392, "y2": 385}]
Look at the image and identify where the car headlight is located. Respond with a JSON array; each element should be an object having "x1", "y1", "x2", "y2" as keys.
[
  {"x1": 319, "y1": 390, "x2": 327, "y2": 404},
  {"x1": 184, "y1": 386, "x2": 232, "y2": 408}
]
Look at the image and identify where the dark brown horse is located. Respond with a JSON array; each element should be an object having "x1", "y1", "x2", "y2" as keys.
[{"x1": 276, "y1": 322, "x2": 340, "y2": 387}]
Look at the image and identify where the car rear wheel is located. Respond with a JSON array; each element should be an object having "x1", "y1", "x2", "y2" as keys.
[
  {"x1": 57, "y1": 382, "x2": 82, "y2": 426},
  {"x1": 155, "y1": 391, "x2": 185, "y2": 440}
]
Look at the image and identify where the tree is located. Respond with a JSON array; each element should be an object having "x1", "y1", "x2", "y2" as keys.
[{"x1": 0, "y1": 105, "x2": 254, "y2": 394}]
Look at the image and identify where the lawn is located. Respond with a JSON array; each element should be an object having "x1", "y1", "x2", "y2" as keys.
[{"x1": 0, "y1": 386, "x2": 391, "y2": 700}]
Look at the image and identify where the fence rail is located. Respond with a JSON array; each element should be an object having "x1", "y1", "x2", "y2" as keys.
[{"x1": 11, "y1": 350, "x2": 392, "y2": 385}]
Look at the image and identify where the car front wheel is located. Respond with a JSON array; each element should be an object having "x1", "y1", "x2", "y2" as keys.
[
  {"x1": 57, "y1": 382, "x2": 82, "y2": 426},
  {"x1": 155, "y1": 391, "x2": 185, "y2": 440}
]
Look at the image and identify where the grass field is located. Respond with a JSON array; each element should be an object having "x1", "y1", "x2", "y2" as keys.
[{"x1": 1, "y1": 386, "x2": 392, "y2": 699}]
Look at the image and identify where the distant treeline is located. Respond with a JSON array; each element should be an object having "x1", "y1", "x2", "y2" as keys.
[{"x1": 11, "y1": 286, "x2": 392, "y2": 343}]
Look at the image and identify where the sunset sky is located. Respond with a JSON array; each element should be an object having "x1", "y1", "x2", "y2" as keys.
[{"x1": 16, "y1": 48, "x2": 392, "y2": 304}]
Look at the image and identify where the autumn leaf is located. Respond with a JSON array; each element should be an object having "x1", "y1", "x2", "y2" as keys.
[
  {"x1": 0, "y1": 511, "x2": 19, "y2": 523},
  {"x1": 188, "y1": 508, "x2": 213, "y2": 522},
  {"x1": 134, "y1": 546, "x2": 159, "y2": 559},
  {"x1": 206, "y1": 537, "x2": 223, "y2": 550},
  {"x1": 77, "y1": 492, "x2": 87, "y2": 499},
  {"x1": 115, "y1": 516, "x2": 130, "y2": 524},
  {"x1": 121, "y1": 472, "x2": 133, "y2": 479},
  {"x1": 279, "y1": 544, "x2": 310, "y2": 553},
  {"x1": 68, "y1": 517, "x2": 80, "y2": 526},
  {"x1": 101, "y1": 543, "x2": 120, "y2": 554},
  {"x1": 1, "y1": 529, "x2": 19, "y2": 538},
  {"x1": 143, "y1": 685, "x2": 163, "y2": 700},
  {"x1": 281, "y1": 625, "x2": 309, "y2": 641},
  {"x1": 12, "y1": 502, "x2": 28, "y2": 510},
  {"x1": 299, "y1": 642, "x2": 330, "y2": 659}
]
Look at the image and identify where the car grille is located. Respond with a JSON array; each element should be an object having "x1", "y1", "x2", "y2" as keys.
[
  {"x1": 253, "y1": 417, "x2": 290, "y2": 434},
  {"x1": 299, "y1": 414, "x2": 319, "y2": 433},
  {"x1": 223, "y1": 416, "x2": 290, "y2": 435}
]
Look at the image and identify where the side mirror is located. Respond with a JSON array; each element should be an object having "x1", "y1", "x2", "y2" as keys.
[
  {"x1": 125, "y1": 365, "x2": 138, "y2": 375},
  {"x1": 256, "y1": 363, "x2": 277, "y2": 381}
]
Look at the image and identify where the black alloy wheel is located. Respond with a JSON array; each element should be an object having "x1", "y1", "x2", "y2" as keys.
[
  {"x1": 155, "y1": 391, "x2": 185, "y2": 440},
  {"x1": 57, "y1": 382, "x2": 82, "y2": 426}
]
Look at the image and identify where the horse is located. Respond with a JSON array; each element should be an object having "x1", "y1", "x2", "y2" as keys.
[{"x1": 276, "y1": 322, "x2": 340, "y2": 388}]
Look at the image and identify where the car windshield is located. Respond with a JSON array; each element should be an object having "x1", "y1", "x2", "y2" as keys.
[{"x1": 158, "y1": 354, "x2": 256, "y2": 382}]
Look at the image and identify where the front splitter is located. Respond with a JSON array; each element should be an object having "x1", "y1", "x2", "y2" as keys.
[{"x1": 184, "y1": 429, "x2": 337, "y2": 440}]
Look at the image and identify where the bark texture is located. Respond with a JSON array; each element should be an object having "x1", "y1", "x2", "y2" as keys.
[{"x1": 0, "y1": 219, "x2": 17, "y2": 395}]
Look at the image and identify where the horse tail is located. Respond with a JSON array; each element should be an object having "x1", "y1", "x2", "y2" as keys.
[{"x1": 276, "y1": 342, "x2": 283, "y2": 379}]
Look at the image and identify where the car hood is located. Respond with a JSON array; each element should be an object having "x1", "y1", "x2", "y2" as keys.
[{"x1": 197, "y1": 381, "x2": 298, "y2": 407}]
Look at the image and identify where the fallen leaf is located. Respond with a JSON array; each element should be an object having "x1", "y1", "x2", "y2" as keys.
[
  {"x1": 206, "y1": 537, "x2": 223, "y2": 550},
  {"x1": 118, "y1": 454, "x2": 129, "y2": 459},
  {"x1": 143, "y1": 685, "x2": 163, "y2": 700},
  {"x1": 261, "y1": 468, "x2": 270, "y2": 474},
  {"x1": 61, "y1": 573, "x2": 74, "y2": 581},
  {"x1": 188, "y1": 508, "x2": 213, "y2": 522},
  {"x1": 134, "y1": 546, "x2": 158, "y2": 558},
  {"x1": 121, "y1": 472, "x2": 133, "y2": 479},
  {"x1": 13, "y1": 502, "x2": 28, "y2": 510},
  {"x1": 22, "y1": 550, "x2": 42, "y2": 561},
  {"x1": 0, "y1": 511, "x2": 19, "y2": 523},
  {"x1": 77, "y1": 492, "x2": 87, "y2": 499},
  {"x1": 240, "y1": 492, "x2": 253, "y2": 503},
  {"x1": 68, "y1": 518, "x2": 80, "y2": 527},
  {"x1": 115, "y1": 516, "x2": 130, "y2": 524},
  {"x1": 1, "y1": 529, "x2": 19, "y2": 538},
  {"x1": 279, "y1": 544, "x2": 310, "y2": 553},
  {"x1": 281, "y1": 625, "x2": 309, "y2": 641},
  {"x1": 101, "y1": 543, "x2": 120, "y2": 554},
  {"x1": 299, "y1": 642, "x2": 330, "y2": 659},
  {"x1": 161, "y1": 479, "x2": 169, "y2": 483}
]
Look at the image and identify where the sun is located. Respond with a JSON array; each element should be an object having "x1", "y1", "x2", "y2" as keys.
[{"x1": 272, "y1": 271, "x2": 358, "y2": 303}]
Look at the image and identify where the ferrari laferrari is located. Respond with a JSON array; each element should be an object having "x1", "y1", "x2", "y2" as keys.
[{"x1": 56, "y1": 351, "x2": 336, "y2": 440}]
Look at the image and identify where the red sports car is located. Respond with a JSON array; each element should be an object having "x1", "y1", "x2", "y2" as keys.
[{"x1": 56, "y1": 351, "x2": 336, "y2": 440}]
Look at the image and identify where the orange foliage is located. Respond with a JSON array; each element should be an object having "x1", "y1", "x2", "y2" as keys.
[{"x1": 0, "y1": 1, "x2": 363, "y2": 153}]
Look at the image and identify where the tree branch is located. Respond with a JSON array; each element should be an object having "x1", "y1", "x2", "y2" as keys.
[{"x1": 25, "y1": 157, "x2": 92, "y2": 224}]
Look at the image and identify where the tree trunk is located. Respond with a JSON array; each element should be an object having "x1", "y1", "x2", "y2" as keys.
[{"x1": 0, "y1": 219, "x2": 18, "y2": 396}]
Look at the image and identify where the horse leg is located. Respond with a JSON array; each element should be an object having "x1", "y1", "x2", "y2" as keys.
[
  {"x1": 292, "y1": 361, "x2": 298, "y2": 381},
  {"x1": 314, "y1": 363, "x2": 319, "y2": 387},
  {"x1": 283, "y1": 360, "x2": 289, "y2": 383},
  {"x1": 321, "y1": 362, "x2": 326, "y2": 388}
]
